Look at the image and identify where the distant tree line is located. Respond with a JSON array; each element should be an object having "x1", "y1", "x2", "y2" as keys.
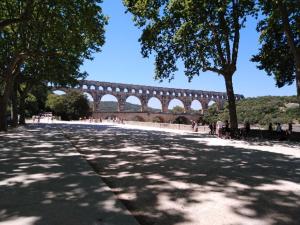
[
  {"x1": 46, "y1": 91, "x2": 91, "y2": 121},
  {"x1": 203, "y1": 96, "x2": 300, "y2": 126}
]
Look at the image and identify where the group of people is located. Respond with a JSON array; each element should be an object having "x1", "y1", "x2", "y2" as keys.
[
  {"x1": 208, "y1": 120, "x2": 251, "y2": 139},
  {"x1": 269, "y1": 122, "x2": 293, "y2": 136},
  {"x1": 32, "y1": 113, "x2": 54, "y2": 123},
  {"x1": 79, "y1": 117, "x2": 102, "y2": 123},
  {"x1": 207, "y1": 120, "x2": 294, "y2": 140}
]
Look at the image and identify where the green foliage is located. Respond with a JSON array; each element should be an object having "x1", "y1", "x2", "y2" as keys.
[
  {"x1": 204, "y1": 96, "x2": 300, "y2": 125},
  {"x1": 252, "y1": 1, "x2": 300, "y2": 91},
  {"x1": 1, "y1": 0, "x2": 107, "y2": 82},
  {"x1": 170, "y1": 106, "x2": 185, "y2": 113},
  {"x1": 123, "y1": 0, "x2": 257, "y2": 130},
  {"x1": 46, "y1": 91, "x2": 90, "y2": 120},
  {"x1": 203, "y1": 104, "x2": 220, "y2": 123},
  {"x1": 24, "y1": 93, "x2": 39, "y2": 117},
  {"x1": 124, "y1": 0, "x2": 256, "y2": 80},
  {"x1": 0, "y1": 0, "x2": 107, "y2": 130}
]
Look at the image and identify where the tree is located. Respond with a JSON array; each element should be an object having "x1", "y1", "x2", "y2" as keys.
[
  {"x1": 124, "y1": 0, "x2": 256, "y2": 133},
  {"x1": 252, "y1": 1, "x2": 300, "y2": 98},
  {"x1": 0, "y1": 0, "x2": 33, "y2": 30},
  {"x1": 46, "y1": 94, "x2": 65, "y2": 116},
  {"x1": 46, "y1": 91, "x2": 90, "y2": 120},
  {"x1": 0, "y1": 0, "x2": 107, "y2": 131},
  {"x1": 171, "y1": 105, "x2": 185, "y2": 114}
]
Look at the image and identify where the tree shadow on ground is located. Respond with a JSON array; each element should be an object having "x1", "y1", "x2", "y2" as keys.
[
  {"x1": 61, "y1": 124, "x2": 300, "y2": 225},
  {"x1": 0, "y1": 124, "x2": 139, "y2": 225}
]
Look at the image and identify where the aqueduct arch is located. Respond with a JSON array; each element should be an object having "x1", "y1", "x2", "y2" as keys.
[{"x1": 52, "y1": 80, "x2": 244, "y2": 113}]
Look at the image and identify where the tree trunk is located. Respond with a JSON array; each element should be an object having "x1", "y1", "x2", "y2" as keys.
[
  {"x1": 223, "y1": 73, "x2": 238, "y2": 134},
  {"x1": 19, "y1": 93, "x2": 26, "y2": 125},
  {"x1": 278, "y1": 2, "x2": 300, "y2": 98},
  {"x1": 296, "y1": 64, "x2": 300, "y2": 99},
  {"x1": 11, "y1": 82, "x2": 18, "y2": 127},
  {"x1": 0, "y1": 73, "x2": 16, "y2": 131},
  {"x1": 11, "y1": 77, "x2": 20, "y2": 127},
  {"x1": 0, "y1": 96, "x2": 9, "y2": 131},
  {"x1": 0, "y1": 56, "x2": 23, "y2": 131}
]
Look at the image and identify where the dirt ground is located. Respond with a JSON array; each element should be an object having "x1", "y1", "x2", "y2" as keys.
[{"x1": 60, "y1": 122, "x2": 300, "y2": 225}]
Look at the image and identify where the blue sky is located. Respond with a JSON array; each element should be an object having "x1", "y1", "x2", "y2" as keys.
[{"x1": 80, "y1": 1, "x2": 296, "y2": 108}]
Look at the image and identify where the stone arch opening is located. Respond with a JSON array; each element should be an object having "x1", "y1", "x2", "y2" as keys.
[
  {"x1": 152, "y1": 116, "x2": 164, "y2": 123},
  {"x1": 125, "y1": 96, "x2": 142, "y2": 112},
  {"x1": 90, "y1": 85, "x2": 96, "y2": 90},
  {"x1": 173, "y1": 116, "x2": 190, "y2": 124},
  {"x1": 168, "y1": 99, "x2": 185, "y2": 113},
  {"x1": 107, "y1": 87, "x2": 112, "y2": 92},
  {"x1": 83, "y1": 92, "x2": 94, "y2": 101},
  {"x1": 191, "y1": 100, "x2": 202, "y2": 112},
  {"x1": 116, "y1": 88, "x2": 120, "y2": 92},
  {"x1": 99, "y1": 86, "x2": 104, "y2": 91},
  {"x1": 100, "y1": 94, "x2": 118, "y2": 112},
  {"x1": 82, "y1": 85, "x2": 88, "y2": 90},
  {"x1": 147, "y1": 97, "x2": 162, "y2": 112},
  {"x1": 208, "y1": 100, "x2": 217, "y2": 109},
  {"x1": 83, "y1": 92, "x2": 94, "y2": 111},
  {"x1": 124, "y1": 88, "x2": 128, "y2": 93}
]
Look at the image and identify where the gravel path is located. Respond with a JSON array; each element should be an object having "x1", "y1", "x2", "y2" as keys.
[
  {"x1": 0, "y1": 124, "x2": 140, "y2": 225},
  {"x1": 59, "y1": 122, "x2": 300, "y2": 225}
]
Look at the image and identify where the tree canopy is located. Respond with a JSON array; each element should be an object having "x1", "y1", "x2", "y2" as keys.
[
  {"x1": 124, "y1": 0, "x2": 256, "y2": 132},
  {"x1": 252, "y1": 0, "x2": 300, "y2": 97},
  {"x1": 46, "y1": 91, "x2": 91, "y2": 120},
  {"x1": 0, "y1": 0, "x2": 107, "y2": 130}
]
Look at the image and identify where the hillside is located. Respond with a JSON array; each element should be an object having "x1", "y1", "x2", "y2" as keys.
[
  {"x1": 99, "y1": 101, "x2": 161, "y2": 112},
  {"x1": 204, "y1": 96, "x2": 300, "y2": 125}
]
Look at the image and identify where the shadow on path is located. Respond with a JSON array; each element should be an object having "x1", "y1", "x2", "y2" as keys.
[
  {"x1": 0, "y1": 124, "x2": 140, "y2": 225},
  {"x1": 60, "y1": 123, "x2": 300, "y2": 225}
]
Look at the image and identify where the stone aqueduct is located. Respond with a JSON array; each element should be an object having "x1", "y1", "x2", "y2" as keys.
[{"x1": 54, "y1": 80, "x2": 244, "y2": 123}]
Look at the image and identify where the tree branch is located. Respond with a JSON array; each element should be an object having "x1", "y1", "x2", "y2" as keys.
[
  {"x1": 219, "y1": 12, "x2": 231, "y2": 64},
  {"x1": 0, "y1": 0, "x2": 33, "y2": 30},
  {"x1": 203, "y1": 66, "x2": 222, "y2": 74},
  {"x1": 278, "y1": 2, "x2": 300, "y2": 64},
  {"x1": 0, "y1": 18, "x2": 22, "y2": 30},
  {"x1": 231, "y1": 0, "x2": 240, "y2": 66},
  {"x1": 209, "y1": 23, "x2": 227, "y2": 67}
]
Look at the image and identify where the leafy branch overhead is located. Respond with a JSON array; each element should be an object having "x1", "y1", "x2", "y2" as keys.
[
  {"x1": 123, "y1": 0, "x2": 257, "y2": 132},
  {"x1": 252, "y1": 0, "x2": 300, "y2": 96},
  {"x1": 124, "y1": 0, "x2": 256, "y2": 80},
  {"x1": 0, "y1": 0, "x2": 107, "y2": 131}
]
